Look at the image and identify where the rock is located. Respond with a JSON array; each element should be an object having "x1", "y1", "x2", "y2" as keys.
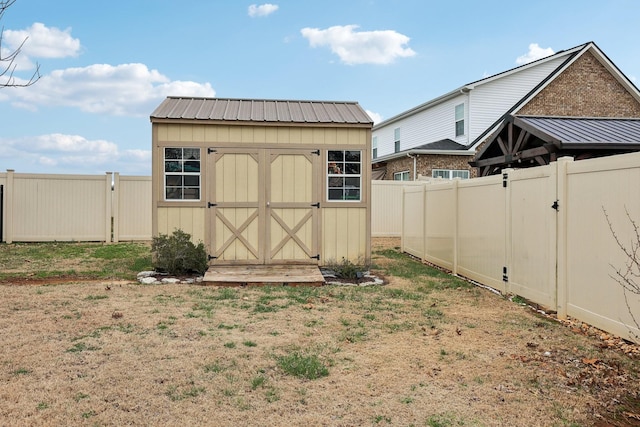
[
  {"x1": 161, "y1": 278, "x2": 181, "y2": 284},
  {"x1": 139, "y1": 277, "x2": 158, "y2": 285},
  {"x1": 137, "y1": 271, "x2": 157, "y2": 279}
]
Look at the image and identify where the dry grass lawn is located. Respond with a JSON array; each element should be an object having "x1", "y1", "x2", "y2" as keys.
[{"x1": 1, "y1": 238, "x2": 639, "y2": 426}]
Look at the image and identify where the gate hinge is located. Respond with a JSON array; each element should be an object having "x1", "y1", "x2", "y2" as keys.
[
  {"x1": 208, "y1": 202, "x2": 217, "y2": 208},
  {"x1": 311, "y1": 202, "x2": 320, "y2": 208},
  {"x1": 551, "y1": 200, "x2": 559, "y2": 211},
  {"x1": 208, "y1": 255, "x2": 218, "y2": 260},
  {"x1": 502, "y1": 266, "x2": 508, "y2": 282},
  {"x1": 310, "y1": 254, "x2": 320, "y2": 260},
  {"x1": 502, "y1": 173, "x2": 508, "y2": 188},
  {"x1": 311, "y1": 150, "x2": 320, "y2": 156},
  {"x1": 207, "y1": 148, "x2": 217, "y2": 154}
]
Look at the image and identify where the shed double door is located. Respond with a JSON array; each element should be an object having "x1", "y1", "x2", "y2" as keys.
[{"x1": 209, "y1": 148, "x2": 320, "y2": 265}]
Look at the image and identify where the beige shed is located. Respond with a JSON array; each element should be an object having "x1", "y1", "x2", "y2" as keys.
[{"x1": 150, "y1": 97, "x2": 373, "y2": 271}]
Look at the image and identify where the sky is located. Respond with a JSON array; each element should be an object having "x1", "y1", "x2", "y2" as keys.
[{"x1": 1, "y1": 0, "x2": 640, "y2": 175}]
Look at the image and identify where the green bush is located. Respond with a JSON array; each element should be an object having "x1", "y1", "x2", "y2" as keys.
[{"x1": 151, "y1": 229, "x2": 208, "y2": 275}]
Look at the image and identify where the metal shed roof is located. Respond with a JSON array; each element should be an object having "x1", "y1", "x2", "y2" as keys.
[
  {"x1": 151, "y1": 97, "x2": 373, "y2": 125},
  {"x1": 517, "y1": 116, "x2": 640, "y2": 148}
]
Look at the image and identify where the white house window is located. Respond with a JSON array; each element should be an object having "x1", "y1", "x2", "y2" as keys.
[
  {"x1": 164, "y1": 147, "x2": 201, "y2": 200},
  {"x1": 372, "y1": 136, "x2": 378, "y2": 159},
  {"x1": 328, "y1": 150, "x2": 361, "y2": 201},
  {"x1": 455, "y1": 104, "x2": 465, "y2": 137},
  {"x1": 394, "y1": 127, "x2": 401, "y2": 153},
  {"x1": 432, "y1": 169, "x2": 470, "y2": 180},
  {"x1": 394, "y1": 170, "x2": 410, "y2": 181}
]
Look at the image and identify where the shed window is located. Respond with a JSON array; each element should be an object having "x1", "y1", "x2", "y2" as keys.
[
  {"x1": 164, "y1": 147, "x2": 201, "y2": 200},
  {"x1": 455, "y1": 104, "x2": 465, "y2": 137},
  {"x1": 327, "y1": 150, "x2": 361, "y2": 201}
]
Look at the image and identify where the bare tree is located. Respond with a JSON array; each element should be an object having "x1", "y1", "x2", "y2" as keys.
[
  {"x1": 603, "y1": 206, "x2": 640, "y2": 340},
  {"x1": 1, "y1": 0, "x2": 40, "y2": 88}
]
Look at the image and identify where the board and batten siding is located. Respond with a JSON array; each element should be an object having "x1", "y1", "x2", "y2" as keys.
[{"x1": 156, "y1": 206, "x2": 206, "y2": 244}]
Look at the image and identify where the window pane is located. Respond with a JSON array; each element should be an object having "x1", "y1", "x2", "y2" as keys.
[
  {"x1": 328, "y1": 177, "x2": 344, "y2": 187},
  {"x1": 184, "y1": 175, "x2": 200, "y2": 186},
  {"x1": 165, "y1": 161, "x2": 182, "y2": 172},
  {"x1": 184, "y1": 161, "x2": 200, "y2": 172},
  {"x1": 183, "y1": 188, "x2": 200, "y2": 199},
  {"x1": 328, "y1": 189, "x2": 343, "y2": 200},
  {"x1": 394, "y1": 127, "x2": 400, "y2": 141},
  {"x1": 345, "y1": 151, "x2": 361, "y2": 162},
  {"x1": 183, "y1": 148, "x2": 200, "y2": 160},
  {"x1": 166, "y1": 175, "x2": 182, "y2": 186},
  {"x1": 344, "y1": 163, "x2": 360, "y2": 174},
  {"x1": 165, "y1": 148, "x2": 182, "y2": 159},
  {"x1": 345, "y1": 177, "x2": 360, "y2": 187},
  {"x1": 166, "y1": 187, "x2": 182, "y2": 199},
  {"x1": 455, "y1": 120, "x2": 464, "y2": 137},
  {"x1": 345, "y1": 188, "x2": 360, "y2": 200},
  {"x1": 328, "y1": 151, "x2": 344, "y2": 162},
  {"x1": 455, "y1": 104, "x2": 464, "y2": 121}
]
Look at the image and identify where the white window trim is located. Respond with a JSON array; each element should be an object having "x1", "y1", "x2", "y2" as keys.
[
  {"x1": 327, "y1": 150, "x2": 362, "y2": 202},
  {"x1": 455, "y1": 103, "x2": 465, "y2": 137},
  {"x1": 394, "y1": 170, "x2": 410, "y2": 181},
  {"x1": 432, "y1": 169, "x2": 470, "y2": 180},
  {"x1": 164, "y1": 147, "x2": 202, "y2": 201}
]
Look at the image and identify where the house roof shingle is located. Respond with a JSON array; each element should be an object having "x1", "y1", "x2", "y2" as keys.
[{"x1": 151, "y1": 97, "x2": 373, "y2": 125}]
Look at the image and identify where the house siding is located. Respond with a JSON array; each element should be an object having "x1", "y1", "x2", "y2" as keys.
[
  {"x1": 468, "y1": 56, "x2": 570, "y2": 140},
  {"x1": 518, "y1": 51, "x2": 640, "y2": 117}
]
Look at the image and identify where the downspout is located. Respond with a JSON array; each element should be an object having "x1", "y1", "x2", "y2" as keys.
[{"x1": 406, "y1": 153, "x2": 417, "y2": 180}]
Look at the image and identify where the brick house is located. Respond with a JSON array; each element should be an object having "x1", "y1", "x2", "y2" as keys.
[{"x1": 372, "y1": 42, "x2": 640, "y2": 180}]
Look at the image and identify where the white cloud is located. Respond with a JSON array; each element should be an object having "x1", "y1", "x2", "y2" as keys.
[
  {"x1": 2, "y1": 23, "x2": 81, "y2": 71},
  {"x1": 366, "y1": 110, "x2": 383, "y2": 124},
  {"x1": 248, "y1": 3, "x2": 279, "y2": 17},
  {"x1": 300, "y1": 25, "x2": 416, "y2": 65},
  {"x1": 2, "y1": 63, "x2": 216, "y2": 116},
  {"x1": 0, "y1": 134, "x2": 152, "y2": 174},
  {"x1": 516, "y1": 43, "x2": 555, "y2": 65}
]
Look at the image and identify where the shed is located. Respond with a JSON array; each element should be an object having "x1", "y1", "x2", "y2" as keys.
[{"x1": 150, "y1": 97, "x2": 373, "y2": 269}]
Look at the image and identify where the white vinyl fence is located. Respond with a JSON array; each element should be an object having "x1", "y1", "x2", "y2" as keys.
[
  {"x1": 0, "y1": 170, "x2": 151, "y2": 243},
  {"x1": 400, "y1": 153, "x2": 640, "y2": 343}
]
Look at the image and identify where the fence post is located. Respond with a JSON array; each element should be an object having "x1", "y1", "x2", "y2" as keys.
[
  {"x1": 401, "y1": 186, "x2": 405, "y2": 253},
  {"x1": 504, "y1": 168, "x2": 513, "y2": 295},
  {"x1": 112, "y1": 172, "x2": 120, "y2": 243},
  {"x1": 452, "y1": 179, "x2": 459, "y2": 276},
  {"x1": 105, "y1": 172, "x2": 113, "y2": 243},
  {"x1": 555, "y1": 157, "x2": 573, "y2": 319},
  {"x1": 422, "y1": 183, "x2": 428, "y2": 262},
  {"x1": 5, "y1": 169, "x2": 14, "y2": 244}
]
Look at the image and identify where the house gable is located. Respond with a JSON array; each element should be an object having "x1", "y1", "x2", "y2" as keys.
[{"x1": 517, "y1": 50, "x2": 640, "y2": 117}]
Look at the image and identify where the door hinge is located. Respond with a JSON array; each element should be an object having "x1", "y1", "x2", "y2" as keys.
[
  {"x1": 502, "y1": 173, "x2": 508, "y2": 188},
  {"x1": 311, "y1": 150, "x2": 320, "y2": 156},
  {"x1": 311, "y1": 202, "x2": 320, "y2": 208},
  {"x1": 502, "y1": 266, "x2": 508, "y2": 282},
  {"x1": 551, "y1": 200, "x2": 559, "y2": 211},
  {"x1": 207, "y1": 148, "x2": 217, "y2": 154},
  {"x1": 208, "y1": 202, "x2": 217, "y2": 208},
  {"x1": 310, "y1": 254, "x2": 320, "y2": 260},
  {"x1": 208, "y1": 255, "x2": 218, "y2": 260}
]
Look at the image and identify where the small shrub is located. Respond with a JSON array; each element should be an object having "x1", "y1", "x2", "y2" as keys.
[
  {"x1": 151, "y1": 229, "x2": 208, "y2": 275},
  {"x1": 276, "y1": 351, "x2": 329, "y2": 379},
  {"x1": 325, "y1": 257, "x2": 369, "y2": 280}
]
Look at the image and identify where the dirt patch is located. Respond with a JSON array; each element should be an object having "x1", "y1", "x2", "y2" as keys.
[{"x1": 0, "y1": 238, "x2": 639, "y2": 426}]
